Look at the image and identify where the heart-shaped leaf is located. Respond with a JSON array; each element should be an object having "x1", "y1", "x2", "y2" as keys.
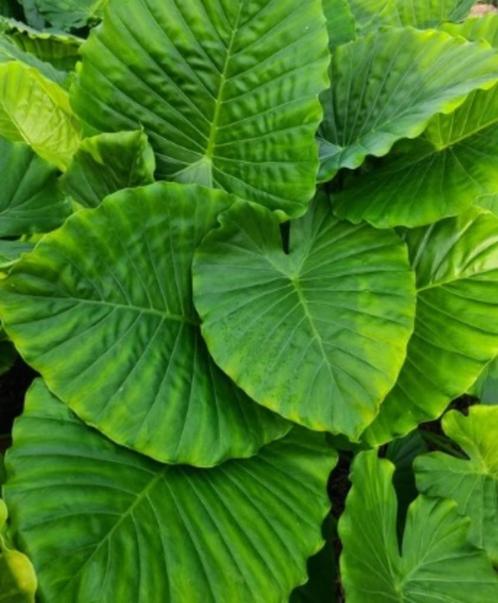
[
  {"x1": 0, "y1": 183, "x2": 289, "y2": 466},
  {"x1": 71, "y1": 0, "x2": 330, "y2": 217},
  {"x1": 415, "y1": 406, "x2": 498, "y2": 564},
  {"x1": 364, "y1": 208, "x2": 498, "y2": 445},
  {"x1": 318, "y1": 28, "x2": 498, "y2": 181},
  {"x1": 340, "y1": 450, "x2": 498, "y2": 603},
  {"x1": 193, "y1": 198, "x2": 416, "y2": 439},
  {"x1": 4, "y1": 379, "x2": 336, "y2": 603}
]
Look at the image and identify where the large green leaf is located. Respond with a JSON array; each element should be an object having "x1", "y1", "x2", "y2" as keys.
[
  {"x1": 71, "y1": 0, "x2": 330, "y2": 217},
  {"x1": 0, "y1": 500, "x2": 37, "y2": 603},
  {"x1": 442, "y1": 12, "x2": 498, "y2": 47},
  {"x1": 332, "y1": 84, "x2": 498, "y2": 228},
  {"x1": 0, "y1": 61, "x2": 80, "y2": 169},
  {"x1": 318, "y1": 28, "x2": 498, "y2": 181},
  {"x1": 0, "y1": 138, "x2": 70, "y2": 237},
  {"x1": 4, "y1": 379, "x2": 336, "y2": 602},
  {"x1": 193, "y1": 198, "x2": 416, "y2": 440},
  {"x1": 0, "y1": 183, "x2": 289, "y2": 466},
  {"x1": 416, "y1": 406, "x2": 498, "y2": 563},
  {"x1": 339, "y1": 450, "x2": 498, "y2": 603},
  {"x1": 61, "y1": 130, "x2": 156, "y2": 208},
  {"x1": 364, "y1": 208, "x2": 498, "y2": 445},
  {"x1": 0, "y1": 17, "x2": 82, "y2": 73}
]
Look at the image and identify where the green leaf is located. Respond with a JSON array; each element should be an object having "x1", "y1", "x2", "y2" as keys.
[
  {"x1": 71, "y1": 0, "x2": 330, "y2": 218},
  {"x1": 192, "y1": 198, "x2": 416, "y2": 440},
  {"x1": 339, "y1": 450, "x2": 498, "y2": 603},
  {"x1": 364, "y1": 208, "x2": 498, "y2": 445},
  {"x1": 0, "y1": 500, "x2": 37, "y2": 603},
  {"x1": 442, "y1": 12, "x2": 498, "y2": 47},
  {"x1": 61, "y1": 130, "x2": 156, "y2": 208},
  {"x1": 332, "y1": 83, "x2": 498, "y2": 228},
  {"x1": 0, "y1": 61, "x2": 80, "y2": 169},
  {"x1": 22, "y1": 0, "x2": 107, "y2": 30},
  {"x1": 0, "y1": 137, "x2": 70, "y2": 237},
  {"x1": 346, "y1": 0, "x2": 474, "y2": 34},
  {"x1": 0, "y1": 182, "x2": 289, "y2": 466},
  {"x1": 318, "y1": 28, "x2": 498, "y2": 181},
  {"x1": 415, "y1": 406, "x2": 498, "y2": 565},
  {"x1": 0, "y1": 16, "x2": 82, "y2": 73},
  {"x1": 0, "y1": 240, "x2": 33, "y2": 271},
  {"x1": 470, "y1": 357, "x2": 498, "y2": 403},
  {"x1": 478, "y1": 193, "x2": 498, "y2": 216},
  {"x1": 4, "y1": 379, "x2": 336, "y2": 602},
  {"x1": 322, "y1": 0, "x2": 355, "y2": 49},
  {"x1": 0, "y1": 32, "x2": 67, "y2": 86}
]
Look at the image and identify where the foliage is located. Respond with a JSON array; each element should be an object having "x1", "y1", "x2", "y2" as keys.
[{"x1": 0, "y1": 0, "x2": 498, "y2": 601}]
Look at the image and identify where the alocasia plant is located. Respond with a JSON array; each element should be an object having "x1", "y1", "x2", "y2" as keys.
[{"x1": 0, "y1": 0, "x2": 498, "y2": 601}]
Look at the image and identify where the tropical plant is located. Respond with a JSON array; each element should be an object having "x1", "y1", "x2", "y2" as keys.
[{"x1": 0, "y1": 0, "x2": 498, "y2": 601}]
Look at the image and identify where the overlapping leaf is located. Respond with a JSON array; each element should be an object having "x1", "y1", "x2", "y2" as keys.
[
  {"x1": 365, "y1": 208, "x2": 498, "y2": 445},
  {"x1": 0, "y1": 183, "x2": 289, "y2": 466},
  {"x1": 0, "y1": 137, "x2": 70, "y2": 237},
  {"x1": 0, "y1": 60, "x2": 80, "y2": 169},
  {"x1": 470, "y1": 357, "x2": 498, "y2": 403},
  {"x1": 61, "y1": 130, "x2": 156, "y2": 207},
  {"x1": 332, "y1": 84, "x2": 498, "y2": 228},
  {"x1": 340, "y1": 451, "x2": 498, "y2": 603},
  {"x1": 415, "y1": 406, "x2": 498, "y2": 564},
  {"x1": 71, "y1": 0, "x2": 330, "y2": 217},
  {"x1": 193, "y1": 198, "x2": 416, "y2": 439},
  {"x1": 4, "y1": 379, "x2": 336, "y2": 603},
  {"x1": 20, "y1": 0, "x2": 106, "y2": 30},
  {"x1": 318, "y1": 28, "x2": 498, "y2": 181}
]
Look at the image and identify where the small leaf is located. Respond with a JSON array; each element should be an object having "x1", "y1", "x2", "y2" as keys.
[
  {"x1": 71, "y1": 0, "x2": 330, "y2": 217},
  {"x1": 0, "y1": 137, "x2": 70, "y2": 237},
  {"x1": 0, "y1": 61, "x2": 80, "y2": 169},
  {"x1": 4, "y1": 379, "x2": 337, "y2": 603},
  {"x1": 61, "y1": 130, "x2": 156, "y2": 207},
  {"x1": 365, "y1": 208, "x2": 498, "y2": 444},
  {"x1": 193, "y1": 198, "x2": 416, "y2": 439},
  {"x1": 415, "y1": 405, "x2": 498, "y2": 563},
  {"x1": 318, "y1": 28, "x2": 498, "y2": 180},
  {"x1": 0, "y1": 182, "x2": 289, "y2": 466},
  {"x1": 340, "y1": 450, "x2": 498, "y2": 603},
  {"x1": 0, "y1": 500, "x2": 37, "y2": 603},
  {"x1": 19, "y1": 0, "x2": 106, "y2": 31}
]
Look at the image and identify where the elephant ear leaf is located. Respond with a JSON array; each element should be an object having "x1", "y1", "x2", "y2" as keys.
[
  {"x1": 415, "y1": 406, "x2": 498, "y2": 565},
  {"x1": 0, "y1": 500, "x2": 37, "y2": 603},
  {"x1": 339, "y1": 451, "x2": 498, "y2": 603},
  {"x1": 364, "y1": 208, "x2": 498, "y2": 445},
  {"x1": 0, "y1": 61, "x2": 80, "y2": 169},
  {"x1": 61, "y1": 130, "x2": 156, "y2": 207},
  {"x1": 0, "y1": 183, "x2": 289, "y2": 467},
  {"x1": 469, "y1": 357, "x2": 498, "y2": 403},
  {"x1": 71, "y1": 0, "x2": 330, "y2": 217},
  {"x1": 19, "y1": 0, "x2": 106, "y2": 31},
  {"x1": 193, "y1": 198, "x2": 416, "y2": 440},
  {"x1": 318, "y1": 28, "x2": 498, "y2": 181},
  {"x1": 3, "y1": 379, "x2": 337, "y2": 603}
]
